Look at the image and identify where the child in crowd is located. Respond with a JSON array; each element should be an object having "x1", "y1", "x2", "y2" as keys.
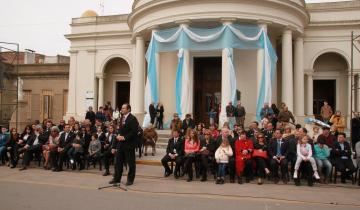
[
  {"x1": 215, "y1": 139, "x2": 233, "y2": 184},
  {"x1": 294, "y1": 136, "x2": 320, "y2": 180}
]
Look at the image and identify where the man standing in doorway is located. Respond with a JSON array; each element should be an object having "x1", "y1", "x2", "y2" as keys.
[
  {"x1": 235, "y1": 101, "x2": 246, "y2": 128},
  {"x1": 226, "y1": 102, "x2": 236, "y2": 130},
  {"x1": 110, "y1": 103, "x2": 139, "y2": 186},
  {"x1": 149, "y1": 102, "x2": 157, "y2": 125},
  {"x1": 321, "y1": 100, "x2": 333, "y2": 124}
]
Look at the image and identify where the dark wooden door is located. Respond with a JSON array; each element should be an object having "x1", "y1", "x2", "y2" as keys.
[
  {"x1": 313, "y1": 80, "x2": 336, "y2": 118},
  {"x1": 116, "y1": 82, "x2": 130, "y2": 110},
  {"x1": 194, "y1": 57, "x2": 222, "y2": 126}
]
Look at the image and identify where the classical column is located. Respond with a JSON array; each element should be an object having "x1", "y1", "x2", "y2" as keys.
[
  {"x1": 220, "y1": 48, "x2": 231, "y2": 127},
  {"x1": 282, "y1": 28, "x2": 294, "y2": 111},
  {"x1": 132, "y1": 35, "x2": 145, "y2": 115},
  {"x1": 179, "y1": 22, "x2": 192, "y2": 117},
  {"x1": 347, "y1": 72, "x2": 353, "y2": 116},
  {"x1": 66, "y1": 50, "x2": 78, "y2": 117},
  {"x1": 270, "y1": 37, "x2": 277, "y2": 104},
  {"x1": 97, "y1": 74, "x2": 105, "y2": 108},
  {"x1": 219, "y1": 20, "x2": 234, "y2": 127},
  {"x1": 294, "y1": 37, "x2": 305, "y2": 116},
  {"x1": 257, "y1": 23, "x2": 268, "y2": 102},
  {"x1": 357, "y1": 74, "x2": 360, "y2": 112},
  {"x1": 306, "y1": 71, "x2": 314, "y2": 116}
]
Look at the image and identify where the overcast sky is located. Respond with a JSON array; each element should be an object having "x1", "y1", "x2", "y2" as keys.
[{"x1": 0, "y1": 0, "x2": 349, "y2": 56}]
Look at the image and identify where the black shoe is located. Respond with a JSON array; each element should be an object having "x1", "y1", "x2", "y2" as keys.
[
  {"x1": 10, "y1": 165, "x2": 16, "y2": 169},
  {"x1": 103, "y1": 171, "x2": 110, "y2": 176},
  {"x1": 274, "y1": 177, "x2": 279, "y2": 184},
  {"x1": 230, "y1": 178, "x2": 235, "y2": 183},
  {"x1": 152, "y1": 153, "x2": 155, "y2": 156},
  {"x1": 187, "y1": 177, "x2": 192, "y2": 182},
  {"x1": 295, "y1": 179, "x2": 300, "y2": 186},
  {"x1": 125, "y1": 181, "x2": 133, "y2": 186},
  {"x1": 165, "y1": 171, "x2": 173, "y2": 177},
  {"x1": 220, "y1": 179, "x2": 225, "y2": 184},
  {"x1": 56, "y1": 168, "x2": 63, "y2": 172},
  {"x1": 174, "y1": 174, "x2": 179, "y2": 179},
  {"x1": 237, "y1": 176, "x2": 243, "y2": 184},
  {"x1": 200, "y1": 177, "x2": 207, "y2": 182},
  {"x1": 216, "y1": 178, "x2": 221, "y2": 184},
  {"x1": 19, "y1": 167, "x2": 27, "y2": 171},
  {"x1": 144, "y1": 153, "x2": 147, "y2": 156},
  {"x1": 282, "y1": 178, "x2": 288, "y2": 184},
  {"x1": 109, "y1": 179, "x2": 120, "y2": 185},
  {"x1": 245, "y1": 178, "x2": 250, "y2": 183}
]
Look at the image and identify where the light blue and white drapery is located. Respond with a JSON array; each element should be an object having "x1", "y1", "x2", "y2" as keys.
[{"x1": 142, "y1": 24, "x2": 277, "y2": 127}]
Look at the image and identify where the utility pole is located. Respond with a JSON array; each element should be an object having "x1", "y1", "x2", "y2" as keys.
[{"x1": 350, "y1": 31, "x2": 360, "y2": 149}]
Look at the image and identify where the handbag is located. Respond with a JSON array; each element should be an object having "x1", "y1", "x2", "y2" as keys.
[
  {"x1": 200, "y1": 149, "x2": 210, "y2": 156},
  {"x1": 252, "y1": 149, "x2": 268, "y2": 159}
]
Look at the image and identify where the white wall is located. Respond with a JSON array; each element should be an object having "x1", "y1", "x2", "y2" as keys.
[{"x1": 234, "y1": 49, "x2": 258, "y2": 124}]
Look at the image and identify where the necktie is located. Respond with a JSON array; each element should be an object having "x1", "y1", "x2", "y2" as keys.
[{"x1": 277, "y1": 140, "x2": 281, "y2": 156}]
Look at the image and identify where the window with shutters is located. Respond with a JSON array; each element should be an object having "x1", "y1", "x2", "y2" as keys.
[{"x1": 41, "y1": 90, "x2": 53, "y2": 120}]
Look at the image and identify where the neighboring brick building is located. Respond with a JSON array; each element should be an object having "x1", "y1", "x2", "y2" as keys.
[{"x1": 0, "y1": 51, "x2": 69, "y2": 130}]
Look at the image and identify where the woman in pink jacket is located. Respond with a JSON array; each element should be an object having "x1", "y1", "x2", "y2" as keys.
[{"x1": 184, "y1": 129, "x2": 200, "y2": 182}]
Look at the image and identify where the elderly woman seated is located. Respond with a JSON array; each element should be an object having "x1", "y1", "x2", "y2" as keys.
[{"x1": 42, "y1": 126, "x2": 60, "y2": 170}]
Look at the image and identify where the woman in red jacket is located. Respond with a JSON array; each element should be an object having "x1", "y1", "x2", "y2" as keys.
[
  {"x1": 184, "y1": 129, "x2": 200, "y2": 182},
  {"x1": 234, "y1": 131, "x2": 254, "y2": 184}
]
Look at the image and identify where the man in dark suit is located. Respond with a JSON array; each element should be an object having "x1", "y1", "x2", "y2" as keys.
[
  {"x1": 268, "y1": 129, "x2": 289, "y2": 184},
  {"x1": 333, "y1": 132, "x2": 356, "y2": 183},
  {"x1": 110, "y1": 103, "x2": 139, "y2": 186},
  {"x1": 161, "y1": 129, "x2": 184, "y2": 178},
  {"x1": 181, "y1": 114, "x2": 195, "y2": 134},
  {"x1": 52, "y1": 124, "x2": 75, "y2": 172},
  {"x1": 149, "y1": 103, "x2": 157, "y2": 125}
]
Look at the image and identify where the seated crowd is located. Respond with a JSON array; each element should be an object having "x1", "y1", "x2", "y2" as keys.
[
  {"x1": 0, "y1": 103, "x2": 358, "y2": 188},
  {"x1": 161, "y1": 111, "x2": 358, "y2": 186},
  {"x1": 0, "y1": 105, "x2": 122, "y2": 176}
]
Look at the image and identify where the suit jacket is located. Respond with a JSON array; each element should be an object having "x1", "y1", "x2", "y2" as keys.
[
  {"x1": 166, "y1": 137, "x2": 184, "y2": 156},
  {"x1": 268, "y1": 138, "x2": 289, "y2": 158},
  {"x1": 97, "y1": 132, "x2": 106, "y2": 144},
  {"x1": 26, "y1": 133, "x2": 47, "y2": 146},
  {"x1": 332, "y1": 141, "x2": 352, "y2": 160},
  {"x1": 181, "y1": 118, "x2": 195, "y2": 133},
  {"x1": 59, "y1": 131, "x2": 75, "y2": 150},
  {"x1": 113, "y1": 113, "x2": 139, "y2": 150},
  {"x1": 149, "y1": 104, "x2": 157, "y2": 118},
  {"x1": 200, "y1": 138, "x2": 217, "y2": 156}
]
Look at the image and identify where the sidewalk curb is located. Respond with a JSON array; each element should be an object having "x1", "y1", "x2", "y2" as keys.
[{"x1": 136, "y1": 159, "x2": 162, "y2": 166}]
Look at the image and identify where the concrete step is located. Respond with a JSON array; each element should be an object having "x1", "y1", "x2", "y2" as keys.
[{"x1": 155, "y1": 142, "x2": 168, "y2": 149}]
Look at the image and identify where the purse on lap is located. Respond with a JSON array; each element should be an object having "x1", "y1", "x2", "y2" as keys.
[{"x1": 252, "y1": 149, "x2": 268, "y2": 159}]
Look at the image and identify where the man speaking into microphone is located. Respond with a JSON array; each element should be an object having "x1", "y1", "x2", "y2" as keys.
[{"x1": 109, "y1": 103, "x2": 139, "y2": 186}]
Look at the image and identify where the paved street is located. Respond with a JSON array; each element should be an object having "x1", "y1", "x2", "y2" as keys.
[{"x1": 0, "y1": 165, "x2": 359, "y2": 210}]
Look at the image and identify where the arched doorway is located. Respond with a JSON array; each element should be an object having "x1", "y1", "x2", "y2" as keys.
[
  {"x1": 312, "y1": 52, "x2": 349, "y2": 118},
  {"x1": 103, "y1": 57, "x2": 130, "y2": 110}
]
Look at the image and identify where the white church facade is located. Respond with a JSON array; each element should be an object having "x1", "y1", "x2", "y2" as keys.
[{"x1": 65, "y1": 0, "x2": 360, "y2": 128}]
